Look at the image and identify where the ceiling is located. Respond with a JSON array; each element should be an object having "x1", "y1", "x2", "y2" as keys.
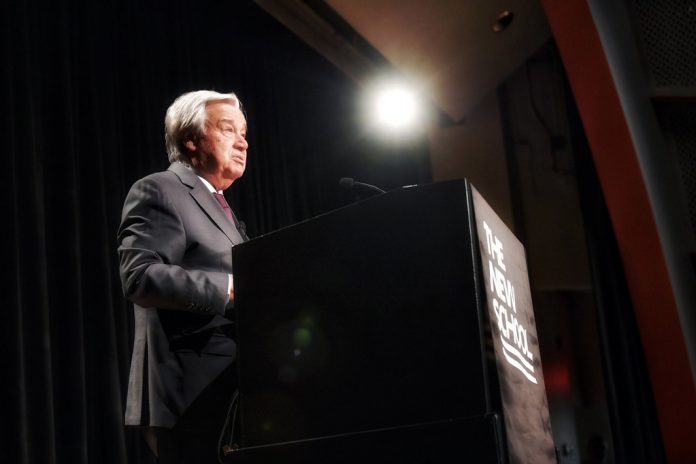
[{"x1": 256, "y1": 0, "x2": 551, "y2": 122}]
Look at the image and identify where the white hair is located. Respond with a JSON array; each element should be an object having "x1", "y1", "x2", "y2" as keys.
[{"x1": 164, "y1": 90, "x2": 242, "y2": 163}]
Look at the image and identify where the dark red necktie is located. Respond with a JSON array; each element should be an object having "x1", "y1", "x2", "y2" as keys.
[{"x1": 213, "y1": 192, "x2": 236, "y2": 226}]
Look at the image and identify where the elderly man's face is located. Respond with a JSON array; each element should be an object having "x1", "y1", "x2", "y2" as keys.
[{"x1": 188, "y1": 100, "x2": 248, "y2": 191}]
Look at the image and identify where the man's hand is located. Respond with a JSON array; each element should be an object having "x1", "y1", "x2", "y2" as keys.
[{"x1": 228, "y1": 274, "x2": 234, "y2": 303}]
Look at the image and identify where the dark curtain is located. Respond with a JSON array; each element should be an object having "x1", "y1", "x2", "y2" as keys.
[{"x1": 1, "y1": 1, "x2": 430, "y2": 462}]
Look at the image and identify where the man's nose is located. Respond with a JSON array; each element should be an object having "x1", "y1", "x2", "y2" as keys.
[{"x1": 236, "y1": 136, "x2": 248, "y2": 151}]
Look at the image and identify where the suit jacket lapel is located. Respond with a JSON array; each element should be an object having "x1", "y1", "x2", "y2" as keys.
[{"x1": 169, "y1": 163, "x2": 244, "y2": 245}]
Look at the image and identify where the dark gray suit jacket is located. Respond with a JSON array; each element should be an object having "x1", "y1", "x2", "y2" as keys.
[{"x1": 118, "y1": 162, "x2": 246, "y2": 428}]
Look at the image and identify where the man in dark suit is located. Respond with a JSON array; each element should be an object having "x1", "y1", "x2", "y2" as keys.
[{"x1": 118, "y1": 90, "x2": 249, "y2": 463}]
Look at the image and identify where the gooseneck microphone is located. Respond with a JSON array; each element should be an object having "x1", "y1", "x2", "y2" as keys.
[{"x1": 339, "y1": 177, "x2": 386, "y2": 195}]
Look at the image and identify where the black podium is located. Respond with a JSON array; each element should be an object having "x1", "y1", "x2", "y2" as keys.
[{"x1": 227, "y1": 180, "x2": 556, "y2": 463}]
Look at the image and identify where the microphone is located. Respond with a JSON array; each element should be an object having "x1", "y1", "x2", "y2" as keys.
[{"x1": 339, "y1": 177, "x2": 386, "y2": 195}]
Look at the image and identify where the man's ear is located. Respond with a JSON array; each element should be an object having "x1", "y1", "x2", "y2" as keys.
[{"x1": 182, "y1": 132, "x2": 198, "y2": 153}]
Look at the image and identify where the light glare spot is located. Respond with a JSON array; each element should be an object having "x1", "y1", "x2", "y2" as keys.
[
  {"x1": 293, "y1": 328, "x2": 312, "y2": 347},
  {"x1": 376, "y1": 87, "x2": 418, "y2": 129}
]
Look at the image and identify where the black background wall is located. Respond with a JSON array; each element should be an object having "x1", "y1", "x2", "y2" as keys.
[{"x1": 0, "y1": 1, "x2": 430, "y2": 462}]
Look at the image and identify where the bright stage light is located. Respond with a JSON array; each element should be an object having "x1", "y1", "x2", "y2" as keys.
[
  {"x1": 367, "y1": 81, "x2": 424, "y2": 133},
  {"x1": 376, "y1": 87, "x2": 418, "y2": 128}
]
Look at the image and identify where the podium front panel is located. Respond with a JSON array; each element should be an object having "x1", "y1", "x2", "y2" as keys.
[{"x1": 471, "y1": 186, "x2": 556, "y2": 463}]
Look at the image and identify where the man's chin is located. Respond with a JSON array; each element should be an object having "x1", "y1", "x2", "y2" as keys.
[{"x1": 223, "y1": 170, "x2": 244, "y2": 186}]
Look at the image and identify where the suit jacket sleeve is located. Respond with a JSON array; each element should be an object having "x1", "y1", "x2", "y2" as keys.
[{"x1": 117, "y1": 176, "x2": 230, "y2": 316}]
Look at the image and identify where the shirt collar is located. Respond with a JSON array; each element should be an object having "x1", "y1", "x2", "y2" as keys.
[
  {"x1": 176, "y1": 161, "x2": 220, "y2": 194},
  {"x1": 197, "y1": 175, "x2": 218, "y2": 194}
]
